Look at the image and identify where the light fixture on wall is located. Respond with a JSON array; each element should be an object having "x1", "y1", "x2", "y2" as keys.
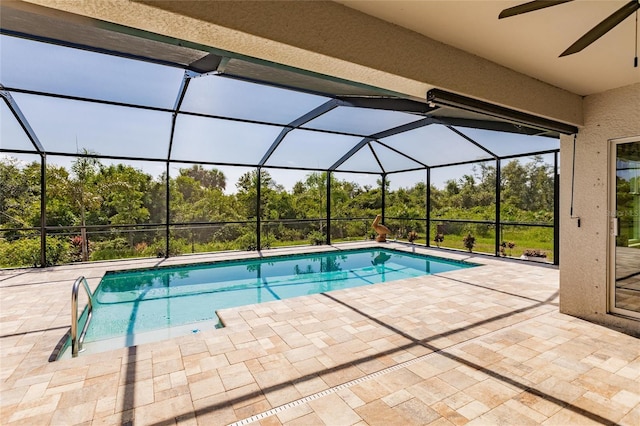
[{"x1": 426, "y1": 89, "x2": 578, "y2": 135}]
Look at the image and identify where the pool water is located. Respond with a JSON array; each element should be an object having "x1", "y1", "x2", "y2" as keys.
[{"x1": 84, "y1": 248, "x2": 475, "y2": 346}]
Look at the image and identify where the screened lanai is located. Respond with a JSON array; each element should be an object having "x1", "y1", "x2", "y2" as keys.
[{"x1": 1, "y1": 33, "x2": 570, "y2": 268}]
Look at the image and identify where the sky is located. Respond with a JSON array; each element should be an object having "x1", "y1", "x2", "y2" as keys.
[{"x1": 0, "y1": 34, "x2": 558, "y2": 193}]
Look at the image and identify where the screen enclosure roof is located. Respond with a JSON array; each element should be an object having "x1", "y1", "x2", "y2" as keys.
[{"x1": 0, "y1": 31, "x2": 560, "y2": 175}]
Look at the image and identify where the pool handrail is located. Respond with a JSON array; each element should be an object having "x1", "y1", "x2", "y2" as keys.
[{"x1": 71, "y1": 276, "x2": 94, "y2": 357}]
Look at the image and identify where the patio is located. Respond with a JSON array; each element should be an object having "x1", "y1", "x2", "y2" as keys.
[{"x1": 1, "y1": 242, "x2": 638, "y2": 425}]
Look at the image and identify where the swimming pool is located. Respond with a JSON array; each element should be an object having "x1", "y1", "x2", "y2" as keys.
[{"x1": 68, "y1": 248, "x2": 476, "y2": 356}]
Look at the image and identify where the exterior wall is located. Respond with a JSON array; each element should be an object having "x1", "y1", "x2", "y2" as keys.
[
  {"x1": 23, "y1": 0, "x2": 582, "y2": 125},
  {"x1": 559, "y1": 83, "x2": 640, "y2": 335}
]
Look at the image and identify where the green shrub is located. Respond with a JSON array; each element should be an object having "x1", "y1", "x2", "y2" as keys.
[
  {"x1": 0, "y1": 236, "x2": 71, "y2": 267},
  {"x1": 234, "y1": 232, "x2": 259, "y2": 251},
  {"x1": 307, "y1": 231, "x2": 325, "y2": 246},
  {"x1": 213, "y1": 224, "x2": 243, "y2": 242},
  {"x1": 90, "y1": 237, "x2": 133, "y2": 260}
]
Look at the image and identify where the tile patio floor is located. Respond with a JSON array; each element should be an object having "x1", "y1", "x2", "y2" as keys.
[{"x1": 1, "y1": 242, "x2": 639, "y2": 425}]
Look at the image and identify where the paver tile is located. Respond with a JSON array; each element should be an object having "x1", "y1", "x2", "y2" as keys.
[
  {"x1": 188, "y1": 371, "x2": 225, "y2": 401},
  {"x1": 8, "y1": 393, "x2": 61, "y2": 423},
  {"x1": 134, "y1": 394, "x2": 194, "y2": 425},
  {"x1": 395, "y1": 398, "x2": 441, "y2": 424},
  {"x1": 115, "y1": 378, "x2": 154, "y2": 411},
  {"x1": 50, "y1": 400, "x2": 96, "y2": 425},
  {"x1": 1, "y1": 243, "x2": 636, "y2": 426},
  {"x1": 275, "y1": 401, "x2": 313, "y2": 424},
  {"x1": 310, "y1": 392, "x2": 362, "y2": 425}
]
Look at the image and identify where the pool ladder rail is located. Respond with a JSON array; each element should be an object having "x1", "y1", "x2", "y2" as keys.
[{"x1": 71, "y1": 276, "x2": 95, "y2": 357}]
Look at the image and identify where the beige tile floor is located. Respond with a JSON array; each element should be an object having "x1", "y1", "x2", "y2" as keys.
[{"x1": 1, "y1": 242, "x2": 639, "y2": 425}]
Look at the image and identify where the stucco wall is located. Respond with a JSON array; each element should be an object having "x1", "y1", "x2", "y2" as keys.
[{"x1": 559, "y1": 83, "x2": 640, "y2": 335}]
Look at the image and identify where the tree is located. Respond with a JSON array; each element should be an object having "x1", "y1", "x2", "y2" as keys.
[
  {"x1": 501, "y1": 160, "x2": 528, "y2": 211},
  {"x1": 525, "y1": 156, "x2": 554, "y2": 212},
  {"x1": 179, "y1": 165, "x2": 226, "y2": 191},
  {"x1": 236, "y1": 169, "x2": 274, "y2": 193},
  {"x1": 70, "y1": 151, "x2": 102, "y2": 261},
  {"x1": 97, "y1": 164, "x2": 152, "y2": 248},
  {"x1": 147, "y1": 173, "x2": 167, "y2": 224},
  {"x1": 0, "y1": 158, "x2": 41, "y2": 235},
  {"x1": 299, "y1": 172, "x2": 327, "y2": 220},
  {"x1": 501, "y1": 156, "x2": 554, "y2": 215},
  {"x1": 1, "y1": 149, "x2": 559, "y2": 265},
  {"x1": 330, "y1": 176, "x2": 359, "y2": 218},
  {"x1": 175, "y1": 175, "x2": 204, "y2": 205},
  {"x1": 445, "y1": 179, "x2": 460, "y2": 196},
  {"x1": 235, "y1": 169, "x2": 278, "y2": 220}
]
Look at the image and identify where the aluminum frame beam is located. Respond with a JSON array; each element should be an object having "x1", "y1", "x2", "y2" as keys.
[
  {"x1": 329, "y1": 117, "x2": 436, "y2": 171},
  {"x1": 372, "y1": 140, "x2": 428, "y2": 168},
  {"x1": 259, "y1": 99, "x2": 340, "y2": 166},
  {"x1": 1, "y1": 86, "x2": 44, "y2": 153},
  {"x1": 446, "y1": 125, "x2": 498, "y2": 159},
  {"x1": 167, "y1": 71, "x2": 195, "y2": 160},
  {"x1": 368, "y1": 143, "x2": 385, "y2": 174}
]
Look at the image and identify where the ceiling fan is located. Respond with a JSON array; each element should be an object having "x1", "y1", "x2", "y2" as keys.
[{"x1": 499, "y1": 0, "x2": 639, "y2": 61}]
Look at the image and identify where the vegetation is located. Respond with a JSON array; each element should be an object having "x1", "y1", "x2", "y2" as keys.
[
  {"x1": 462, "y1": 232, "x2": 476, "y2": 252},
  {"x1": 0, "y1": 154, "x2": 556, "y2": 267}
]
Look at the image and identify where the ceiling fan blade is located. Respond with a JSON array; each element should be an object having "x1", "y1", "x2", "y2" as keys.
[
  {"x1": 560, "y1": 0, "x2": 640, "y2": 57},
  {"x1": 498, "y1": 0, "x2": 573, "y2": 19}
]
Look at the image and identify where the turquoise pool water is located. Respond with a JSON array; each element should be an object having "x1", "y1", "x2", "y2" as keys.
[{"x1": 84, "y1": 248, "x2": 475, "y2": 345}]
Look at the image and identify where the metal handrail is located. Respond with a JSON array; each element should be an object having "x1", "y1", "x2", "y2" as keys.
[{"x1": 71, "y1": 276, "x2": 94, "y2": 357}]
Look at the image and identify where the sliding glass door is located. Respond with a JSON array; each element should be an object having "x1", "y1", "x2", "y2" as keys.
[{"x1": 610, "y1": 138, "x2": 640, "y2": 318}]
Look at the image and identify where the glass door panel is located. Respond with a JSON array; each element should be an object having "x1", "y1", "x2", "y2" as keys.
[{"x1": 612, "y1": 140, "x2": 640, "y2": 317}]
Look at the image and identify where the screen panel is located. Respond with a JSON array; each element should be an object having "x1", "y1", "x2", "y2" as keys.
[
  {"x1": 430, "y1": 160, "x2": 496, "y2": 221},
  {"x1": 453, "y1": 126, "x2": 559, "y2": 157},
  {"x1": 370, "y1": 142, "x2": 424, "y2": 173},
  {"x1": 0, "y1": 35, "x2": 184, "y2": 108},
  {"x1": 380, "y1": 124, "x2": 493, "y2": 166},
  {"x1": 265, "y1": 129, "x2": 362, "y2": 170},
  {"x1": 302, "y1": 106, "x2": 422, "y2": 136},
  {"x1": 171, "y1": 114, "x2": 284, "y2": 165},
  {"x1": 336, "y1": 145, "x2": 382, "y2": 173},
  {"x1": 180, "y1": 75, "x2": 330, "y2": 125},
  {"x1": 12, "y1": 93, "x2": 172, "y2": 159},
  {"x1": 1, "y1": 100, "x2": 38, "y2": 152}
]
